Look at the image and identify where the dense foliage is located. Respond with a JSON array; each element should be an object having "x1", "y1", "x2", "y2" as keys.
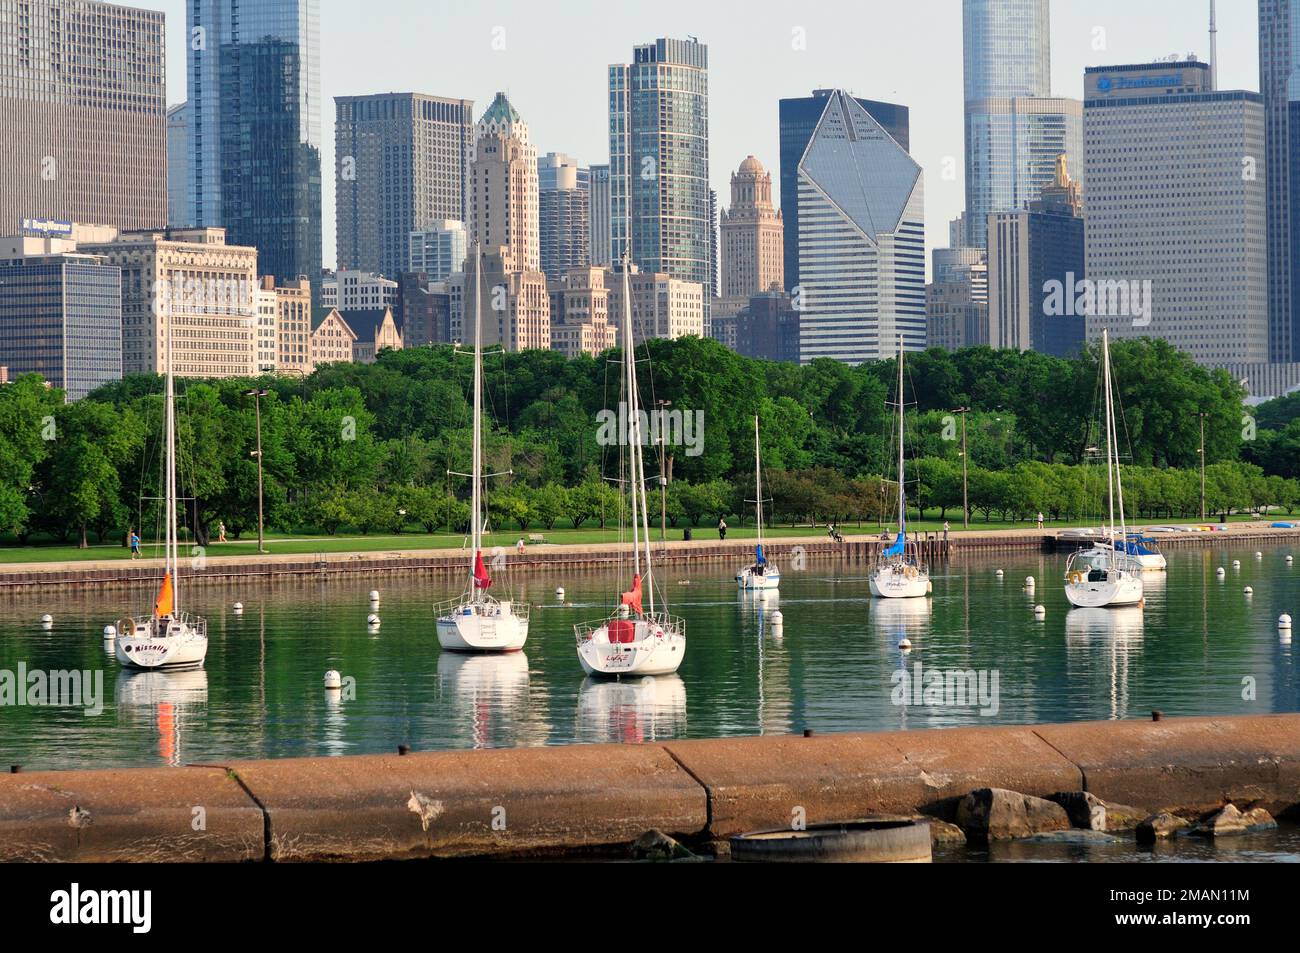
[{"x1": 1, "y1": 337, "x2": 1297, "y2": 546}]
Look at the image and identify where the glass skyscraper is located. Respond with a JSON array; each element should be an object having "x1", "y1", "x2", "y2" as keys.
[
  {"x1": 962, "y1": 0, "x2": 1075, "y2": 249},
  {"x1": 1259, "y1": 0, "x2": 1299, "y2": 362},
  {"x1": 609, "y1": 38, "x2": 710, "y2": 303},
  {"x1": 186, "y1": 0, "x2": 322, "y2": 304},
  {"x1": 778, "y1": 90, "x2": 910, "y2": 292}
]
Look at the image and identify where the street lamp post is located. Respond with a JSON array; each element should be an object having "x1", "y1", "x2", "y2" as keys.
[
  {"x1": 953, "y1": 406, "x2": 971, "y2": 529},
  {"x1": 1197, "y1": 411, "x2": 1209, "y2": 521},
  {"x1": 244, "y1": 388, "x2": 269, "y2": 554}
]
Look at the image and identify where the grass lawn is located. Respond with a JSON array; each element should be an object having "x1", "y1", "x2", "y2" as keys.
[{"x1": 0, "y1": 512, "x2": 1272, "y2": 564}]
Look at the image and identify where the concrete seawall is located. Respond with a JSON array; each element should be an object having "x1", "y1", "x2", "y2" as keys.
[
  {"x1": 3, "y1": 714, "x2": 1297, "y2": 861},
  {"x1": 1, "y1": 523, "x2": 1295, "y2": 592}
]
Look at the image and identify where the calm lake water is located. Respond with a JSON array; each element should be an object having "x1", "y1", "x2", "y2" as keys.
[{"x1": 0, "y1": 541, "x2": 1297, "y2": 771}]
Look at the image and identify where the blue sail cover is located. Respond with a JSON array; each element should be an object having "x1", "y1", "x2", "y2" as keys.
[
  {"x1": 883, "y1": 532, "x2": 906, "y2": 558},
  {"x1": 755, "y1": 544, "x2": 767, "y2": 565}
]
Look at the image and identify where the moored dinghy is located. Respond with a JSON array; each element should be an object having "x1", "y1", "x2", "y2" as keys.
[{"x1": 575, "y1": 257, "x2": 686, "y2": 677}]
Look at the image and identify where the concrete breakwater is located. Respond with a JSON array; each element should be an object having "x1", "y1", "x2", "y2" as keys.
[
  {"x1": 0, "y1": 523, "x2": 1295, "y2": 592},
  {"x1": 2, "y1": 714, "x2": 1297, "y2": 862}
]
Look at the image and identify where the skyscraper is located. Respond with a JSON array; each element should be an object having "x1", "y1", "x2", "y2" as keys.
[
  {"x1": 1259, "y1": 0, "x2": 1298, "y2": 361},
  {"x1": 0, "y1": 0, "x2": 166, "y2": 231},
  {"x1": 1083, "y1": 62, "x2": 1267, "y2": 364},
  {"x1": 470, "y1": 92, "x2": 539, "y2": 274},
  {"x1": 538, "y1": 153, "x2": 590, "y2": 280},
  {"x1": 777, "y1": 90, "x2": 910, "y2": 292},
  {"x1": 609, "y1": 38, "x2": 710, "y2": 300},
  {"x1": 795, "y1": 90, "x2": 926, "y2": 363},
  {"x1": 962, "y1": 0, "x2": 1076, "y2": 249},
  {"x1": 168, "y1": 103, "x2": 193, "y2": 229},
  {"x1": 334, "y1": 92, "x2": 474, "y2": 277},
  {"x1": 588, "y1": 164, "x2": 612, "y2": 266},
  {"x1": 409, "y1": 220, "x2": 467, "y2": 280},
  {"x1": 186, "y1": 0, "x2": 322, "y2": 301},
  {"x1": 720, "y1": 156, "x2": 783, "y2": 299}
]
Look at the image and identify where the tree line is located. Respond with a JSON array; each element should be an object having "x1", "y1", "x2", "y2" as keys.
[{"x1": 0, "y1": 337, "x2": 1297, "y2": 546}]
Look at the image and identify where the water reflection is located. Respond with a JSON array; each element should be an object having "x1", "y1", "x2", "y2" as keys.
[
  {"x1": 436, "y1": 651, "x2": 531, "y2": 749},
  {"x1": 575, "y1": 674, "x2": 687, "y2": 743},
  {"x1": 114, "y1": 669, "x2": 209, "y2": 766},
  {"x1": 1065, "y1": 607, "x2": 1145, "y2": 720}
]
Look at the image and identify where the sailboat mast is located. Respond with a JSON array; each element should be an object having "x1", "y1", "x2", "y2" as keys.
[
  {"x1": 620, "y1": 259, "x2": 641, "y2": 584},
  {"x1": 897, "y1": 340, "x2": 906, "y2": 532},
  {"x1": 471, "y1": 244, "x2": 483, "y2": 585},
  {"x1": 1108, "y1": 331, "x2": 1130, "y2": 551},
  {"x1": 754, "y1": 415, "x2": 763, "y2": 547},
  {"x1": 1102, "y1": 330, "x2": 1117, "y2": 564},
  {"x1": 165, "y1": 301, "x2": 177, "y2": 612}
]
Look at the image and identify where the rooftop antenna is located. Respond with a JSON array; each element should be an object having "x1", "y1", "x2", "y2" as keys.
[{"x1": 1209, "y1": 0, "x2": 1218, "y2": 90}]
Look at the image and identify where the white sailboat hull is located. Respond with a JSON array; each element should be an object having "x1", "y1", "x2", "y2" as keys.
[
  {"x1": 870, "y1": 566, "x2": 930, "y2": 599},
  {"x1": 576, "y1": 618, "x2": 685, "y2": 677},
  {"x1": 1064, "y1": 571, "x2": 1144, "y2": 608},
  {"x1": 736, "y1": 564, "x2": 780, "y2": 590},
  {"x1": 437, "y1": 603, "x2": 528, "y2": 652},
  {"x1": 114, "y1": 620, "x2": 207, "y2": 670}
]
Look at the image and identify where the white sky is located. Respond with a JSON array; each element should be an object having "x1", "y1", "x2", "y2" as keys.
[{"x1": 150, "y1": 0, "x2": 1259, "y2": 272}]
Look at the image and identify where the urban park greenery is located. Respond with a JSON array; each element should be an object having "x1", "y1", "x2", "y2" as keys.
[{"x1": 1, "y1": 336, "x2": 1297, "y2": 549}]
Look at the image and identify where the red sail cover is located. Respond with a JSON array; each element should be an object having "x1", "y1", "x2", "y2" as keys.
[
  {"x1": 473, "y1": 550, "x2": 492, "y2": 589},
  {"x1": 620, "y1": 573, "x2": 643, "y2": 615}
]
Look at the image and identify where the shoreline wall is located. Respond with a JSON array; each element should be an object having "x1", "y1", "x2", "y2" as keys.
[{"x1": 2, "y1": 714, "x2": 1298, "y2": 862}]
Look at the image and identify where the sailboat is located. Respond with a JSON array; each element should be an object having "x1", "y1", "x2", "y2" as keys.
[
  {"x1": 869, "y1": 341, "x2": 930, "y2": 599},
  {"x1": 574, "y1": 258, "x2": 686, "y2": 677},
  {"x1": 435, "y1": 245, "x2": 529, "y2": 651},
  {"x1": 113, "y1": 311, "x2": 208, "y2": 670},
  {"x1": 1064, "y1": 329, "x2": 1144, "y2": 608},
  {"x1": 736, "y1": 415, "x2": 780, "y2": 590}
]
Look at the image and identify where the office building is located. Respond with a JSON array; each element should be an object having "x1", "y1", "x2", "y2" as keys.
[
  {"x1": 450, "y1": 256, "x2": 552, "y2": 351},
  {"x1": 0, "y1": 0, "x2": 167, "y2": 232},
  {"x1": 185, "y1": 0, "x2": 322, "y2": 311},
  {"x1": 395, "y1": 272, "x2": 451, "y2": 346},
  {"x1": 734, "y1": 291, "x2": 800, "y2": 363},
  {"x1": 794, "y1": 90, "x2": 926, "y2": 363},
  {"x1": 335, "y1": 92, "x2": 474, "y2": 277},
  {"x1": 322, "y1": 270, "x2": 397, "y2": 311},
  {"x1": 606, "y1": 266, "x2": 705, "y2": 344},
  {"x1": 0, "y1": 242, "x2": 122, "y2": 401},
  {"x1": 81, "y1": 227, "x2": 259, "y2": 378},
  {"x1": 778, "y1": 90, "x2": 910, "y2": 291},
  {"x1": 720, "y1": 156, "x2": 784, "y2": 300},
  {"x1": 1260, "y1": 0, "x2": 1298, "y2": 361},
  {"x1": 588, "y1": 163, "x2": 612, "y2": 266},
  {"x1": 609, "y1": 38, "x2": 710, "y2": 306},
  {"x1": 548, "y1": 267, "x2": 615, "y2": 358},
  {"x1": 408, "y1": 220, "x2": 467, "y2": 280},
  {"x1": 538, "y1": 153, "x2": 590, "y2": 280},
  {"x1": 168, "y1": 103, "x2": 193, "y2": 229},
  {"x1": 470, "y1": 92, "x2": 540, "y2": 274},
  {"x1": 272, "y1": 277, "x2": 313, "y2": 376},
  {"x1": 1083, "y1": 61, "x2": 1267, "y2": 364},
  {"x1": 343, "y1": 307, "x2": 402, "y2": 363},
  {"x1": 311, "y1": 309, "x2": 357, "y2": 366}
]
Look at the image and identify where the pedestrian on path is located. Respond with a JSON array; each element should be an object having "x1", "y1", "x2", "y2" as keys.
[
  {"x1": 718, "y1": 518, "x2": 727, "y2": 541},
  {"x1": 516, "y1": 537, "x2": 525, "y2": 556},
  {"x1": 129, "y1": 531, "x2": 140, "y2": 559},
  {"x1": 218, "y1": 520, "x2": 227, "y2": 543},
  {"x1": 1037, "y1": 512, "x2": 1044, "y2": 531},
  {"x1": 943, "y1": 520, "x2": 950, "y2": 542}
]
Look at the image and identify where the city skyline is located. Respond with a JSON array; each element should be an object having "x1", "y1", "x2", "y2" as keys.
[{"x1": 148, "y1": 0, "x2": 1259, "y2": 274}]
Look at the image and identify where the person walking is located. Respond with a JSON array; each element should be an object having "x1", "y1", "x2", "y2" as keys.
[
  {"x1": 717, "y1": 518, "x2": 727, "y2": 541},
  {"x1": 516, "y1": 537, "x2": 525, "y2": 556},
  {"x1": 1036, "y1": 512, "x2": 1044, "y2": 531},
  {"x1": 129, "y1": 530, "x2": 141, "y2": 560},
  {"x1": 218, "y1": 520, "x2": 227, "y2": 543},
  {"x1": 943, "y1": 520, "x2": 950, "y2": 542}
]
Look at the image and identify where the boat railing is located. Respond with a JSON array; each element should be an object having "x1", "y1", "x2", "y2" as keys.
[
  {"x1": 434, "y1": 593, "x2": 530, "y2": 622},
  {"x1": 574, "y1": 611, "x2": 685, "y2": 646},
  {"x1": 119, "y1": 610, "x2": 207, "y2": 639}
]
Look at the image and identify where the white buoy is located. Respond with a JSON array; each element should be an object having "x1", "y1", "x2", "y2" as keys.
[
  {"x1": 995, "y1": 569, "x2": 1004, "y2": 578},
  {"x1": 1216, "y1": 567, "x2": 1226, "y2": 577},
  {"x1": 898, "y1": 637, "x2": 912, "y2": 651},
  {"x1": 1279, "y1": 614, "x2": 1293, "y2": 630},
  {"x1": 556, "y1": 587, "x2": 565, "y2": 598},
  {"x1": 366, "y1": 613, "x2": 381, "y2": 627},
  {"x1": 40, "y1": 614, "x2": 52, "y2": 628},
  {"x1": 1287, "y1": 555, "x2": 1294, "y2": 564},
  {"x1": 1244, "y1": 586, "x2": 1254, "y2": 595},
  {"x1": 1024, "y1": 576, "x2": 1036, "y2": 589},
  {"x1": 102, "y1": 624, "x2": 117, "y2": 640},
  {"x1": 1255, "y1": 552, "x2": 1263, "y2": 559},
  {"x1": 771, "y1": 609, "x2": 784, "y2": 625},
  {"x1": 1233, "y1": 560, "x2": 1241, "y2": 569},
  {"x1": 324, "y1": 670, "x2": 342, "y2": 689},
  {"x1": 233, "y1": 601, "x2": 244, "y2": 613},
  {"x1": 1034, "y1": 605, "x2": 1046, "y2": 618}
]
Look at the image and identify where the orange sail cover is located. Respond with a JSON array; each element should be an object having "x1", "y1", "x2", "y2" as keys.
[
  {"x1": 154, "y1": 571, "x2": 174, "y2": 617},
  {"x1": 620, "y1": 573, "x2": 643, "y2": 616},
  {"x1": 472, "y1": 550, "x2": 492, "y2": 589}
]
